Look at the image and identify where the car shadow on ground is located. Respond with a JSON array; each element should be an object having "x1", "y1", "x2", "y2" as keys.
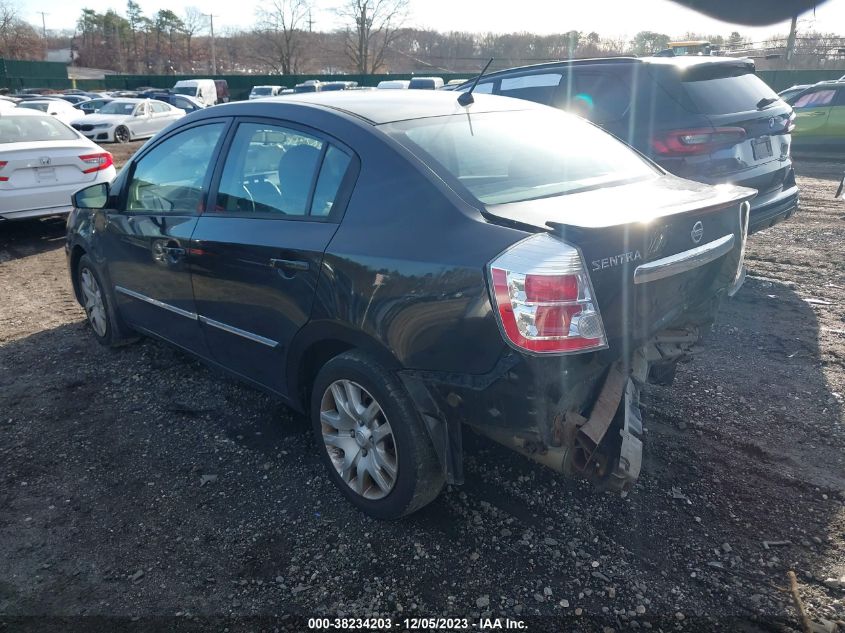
[
  {"x1": 0, "y1": 217, "x2": 67, "y2": 262},
  {"x1": 0, "y1": 265, "x2": 842, "y2": 629}
]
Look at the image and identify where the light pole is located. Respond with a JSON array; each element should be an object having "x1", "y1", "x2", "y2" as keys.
[{"x1": 204, "y1": 13, "x2": 218, "y2": 75}]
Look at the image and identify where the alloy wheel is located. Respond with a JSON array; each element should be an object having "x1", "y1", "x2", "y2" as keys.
[
  {"x1": 80, "y1": 267, "x2": 107, "y2": 337},
  {"x1": 320, "y1": 379, "x2": 398, "y2": 500}
]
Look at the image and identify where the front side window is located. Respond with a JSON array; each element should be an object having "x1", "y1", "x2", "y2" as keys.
[
  {"x1": 126, "y1": 123, "x2": 225, "y2": 213},
  {"x1": 214, "y1": 122, "x2": 351, "y2": 218},
  {"x1": 384, "y1": 109, "x2": 657, "y2": 206},
  {"x1": 793, "y1": 89, "x2": 836, "y2": 109}
]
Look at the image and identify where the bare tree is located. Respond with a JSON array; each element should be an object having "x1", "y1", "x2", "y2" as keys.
[
  {"x1": 0, "y1": 0, "x2": 41, "y2": 60},
  {"x1": 254, "y1": 0, "x2": 310, "y2": 74},
  {"x1": 337, "y1": 0, "x2": 409, "y2": 74},
  {"x1": 183, "y1": 6, "x2": 206, "y2": 71}
]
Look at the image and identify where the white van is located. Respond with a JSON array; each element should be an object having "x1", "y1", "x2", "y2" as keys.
[{"x1": 173, "y1": 79, "x2": 217, "y2": 107}]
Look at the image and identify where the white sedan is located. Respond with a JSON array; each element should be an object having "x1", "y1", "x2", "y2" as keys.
[
  {"x1": 16, "y1": 98, "x2": 80, "y2": 124},
  {"x1": 69, "y1": 98, "x2": 185, "y2": 144},
  {"x1": 0, "y1": 109, "x2": 116, "y2": 221}
]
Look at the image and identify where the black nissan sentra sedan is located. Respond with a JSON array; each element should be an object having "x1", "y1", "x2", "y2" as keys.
[{"x1": 66, "y1": 91, "x2": 753, "y2": 519}]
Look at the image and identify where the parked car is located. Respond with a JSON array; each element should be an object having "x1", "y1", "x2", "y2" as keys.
[
  {"x1": 321, "y1": 81, "x2": 358, "y2": 91},
  {"x1": 784, "y1": 80, "x2": 845, "y2": 150},
  {"x1": 70, "y1": 98, "x2": 185, "y2": 143},
  {"x1": 0, "y1": 109, "x2": 115, "y2": 221},
  {"x1": 16, "y1": 99, "x2": 80, "y2": 125},
  {"x1": 408, "y1": 76, "x2": 444, "y2": 90},
  {"x1": 294, "y1": 82, "x2": 322, "y2": 93},
  {"x1": 249, "y1": 85, "x2": 286, "y2": 99},
  {"x1": 456, "y1": 56, "x2": 797, "y2": 234},
  {"x1": 141, "y1": 92, "x2": 206, "y2": 114},
  {"x1": 56, "y1": 94, "x2": 91, "y2": 105},
  {"x1": 172, "y1": 79, "x2": 217, "y2": 106},
  {"x1": 778, "y1": 84, "x2": 812, "y2": 102},
  {"x1": 376, "y1": 80, "x2": 410, "y2": 90},
  {"x1": 75, "y1": 98, "x2": 114, "y2": 115},
  {"x1": 66, "y1": 91, "x2": 751, "y2": 519}
]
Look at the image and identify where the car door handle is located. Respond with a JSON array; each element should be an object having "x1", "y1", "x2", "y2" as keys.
[
  {"x1": 164, "y1": 246, "x2": 187, "y2": 257},
  {"x1": 805, "y1": 110, "x2": 827, "y2": 116},
  {"x1": 270, "y1": 258, "x2": 309, "y2": 272}
]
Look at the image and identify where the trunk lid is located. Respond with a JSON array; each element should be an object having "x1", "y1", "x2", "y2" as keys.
[
  {"x1": 0, "y1": 143, "x2": 102, "y2": 192},
  {"x1": 483, "y1": 175, "x2": 755, "y2": 348}
]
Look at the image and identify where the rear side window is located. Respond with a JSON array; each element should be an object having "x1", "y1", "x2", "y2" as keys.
[
  {"x1": 682, "y1": 71, "x2": 779, "y2": 114},
  {"x1": 0, "y1": 115, "x2": 77, "y2": 143},
  {"x1": 214, "y1": 122, "x2": 350, "y2": 219},
  {"x1": 384, "y1": 109, "x2": 657, "y2": 205},
  {"x1": 793, "y1": 89, "x2": 836, "y2": 109},
  {"x1": 496, "y1": 72, "x2": 563, "y2": 106}
]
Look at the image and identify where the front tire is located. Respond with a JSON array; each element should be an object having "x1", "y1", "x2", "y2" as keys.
[
  {"x1": 76, "y1": 255, "x2": 135, "y2": 347},
  {"x1": 114, "y1": 126, "x2": 130, "y2": 143},
  {"x1": 311, "y1": 351, "x2": 445, "y2": 520}
]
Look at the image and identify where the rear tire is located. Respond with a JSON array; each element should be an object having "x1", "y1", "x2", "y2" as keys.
[
  {"x1": 311, "y1": 351, "x2": 445, "y2": 520},
  {"x1": 76, "y1": 255, "x2": 136, "y2": 347}
]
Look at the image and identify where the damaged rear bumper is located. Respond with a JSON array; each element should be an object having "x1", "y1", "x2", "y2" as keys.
[{"x1": 399, "y1": 327, "x2": 704, "y2": 492}]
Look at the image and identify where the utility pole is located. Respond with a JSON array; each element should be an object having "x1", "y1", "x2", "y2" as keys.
[
  {"x1": 785, "y1": 12, "x2": 798, "y2": 66},
  {"x1": 204, "y1": 13, "x2": 218, "y2": 75},
  {"x1": 308, "y1": 9, "x2": 313, "y2": 33},
  {"x1": 38, "y1": 11, "x2": 48, "y2": 39}
]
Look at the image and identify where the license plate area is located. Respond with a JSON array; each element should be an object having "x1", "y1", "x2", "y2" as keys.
[
  {"x1": 35, "y1": 166, "x2": 56, "y2": 182},
  {"x1": 751, "y1": 136, "x2": 773, "y2": 161}
]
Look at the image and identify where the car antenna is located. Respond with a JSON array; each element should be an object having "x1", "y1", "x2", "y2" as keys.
[{"x1": 458, "y1": 58, "x2": 494, "y2": 107}]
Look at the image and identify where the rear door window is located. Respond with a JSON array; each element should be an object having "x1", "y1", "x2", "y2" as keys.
[
  {"x1": 555, "y1": 71, "x2": 631, "y2": 122},
  {"x1": 682, "y1": 71, "x2": 779, "y2": 114},
  {"x1": 793, "y1": 89, "x2": 836, "y2": 109}
]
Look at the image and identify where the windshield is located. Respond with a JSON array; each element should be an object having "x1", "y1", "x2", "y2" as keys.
[
  {"x1": 251, "y1": 87, "x2": 272, "y2": 95},
  {"x1": 98, "y1": 101, "x2": 138, "y2": 115},
  {"x1": 17, "y1": 102, "x2": 49, "y2": 113},
  {"x1": 173, "y1": 86, "x2": 198, "y2": 96},
  {"x1": 0, "y1": 114, "x2": 77, "y2": 143},
  {"x1": 383, "y1": 109, "x2": 657, "y2": 205}
]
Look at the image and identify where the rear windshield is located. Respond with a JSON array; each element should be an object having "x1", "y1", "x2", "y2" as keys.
[
  {"x1": 683, "y1": 71, "x2": 779, "y2": 114},
  {"x1": 383, "y1": 110, "x2": 657, "y2": 205},
  {"x1": 17, "y1": 102, "x2": 49, "y2": 113},
  {"x1": 173, "y1": 86, "x2": 198, "y2": 96},
  {"x1": 251, "y1": 87, "x2": 272, "y2": 95},
  {"x1": 0, "y1": 115, "x2": 78, "y2": 143}
]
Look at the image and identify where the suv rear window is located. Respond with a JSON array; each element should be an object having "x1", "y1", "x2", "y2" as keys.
[
  {"x1": 682, "y1": 70, "x2": 779, "y2": 114},
  {"x1": 383, "y1": 109, "x2": 657, "y2": 205}
]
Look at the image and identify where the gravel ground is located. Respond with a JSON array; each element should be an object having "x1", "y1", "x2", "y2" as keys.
[{"x1": 0, "y1": 159, "x2": 843, "y2": 632}]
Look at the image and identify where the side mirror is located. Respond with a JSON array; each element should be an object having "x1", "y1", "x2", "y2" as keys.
[{"x1": 73, "y1": 182, "x2": 109, "y2": 209}]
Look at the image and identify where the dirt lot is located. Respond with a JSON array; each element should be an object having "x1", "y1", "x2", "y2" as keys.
[{"x1": 0, "y1": 159, "x2": 843, "y2": 632}]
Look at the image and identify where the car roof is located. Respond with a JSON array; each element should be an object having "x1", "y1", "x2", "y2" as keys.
[
  {"x1": 3, "y1": 108, "x2": 52, "y2": 117},
  {"x1": 453, "y1": 55, "x2": 754, "y2": 85},
  {"x1": 254, "y1": 90, "x2": 545, "y2": 125}
]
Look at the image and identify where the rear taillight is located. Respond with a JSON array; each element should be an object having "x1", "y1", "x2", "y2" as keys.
[
  {"x1": 0, "y1": 161, "x2": 7, "y2": 182},
  {"x1": 652, "y1": 127, "x2": 746, "y2": 156},
  {"x1": 79, "y1": 152, "x2": 113, "y2": 174},
  {"x1": 489, "y1": 233, "x2": 607, "y2": 354}
]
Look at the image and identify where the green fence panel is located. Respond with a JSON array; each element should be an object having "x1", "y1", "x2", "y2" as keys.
[{"x1": 758, "y1": 69, "x2": 845, "y2": 92}]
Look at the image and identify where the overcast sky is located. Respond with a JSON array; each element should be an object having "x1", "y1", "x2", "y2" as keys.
[{"x1": 16, "y1": 0, "x2": 845, "y2": 42}]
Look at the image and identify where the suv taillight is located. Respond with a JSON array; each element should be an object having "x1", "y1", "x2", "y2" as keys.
[
  {"x1": 79, "y1": 152, "x2": 113, "y2": 173},
  {"x1": 489, "y1": 233, "x2": 607, "y2": 354},
  {"x1": 652, "y1": 127, "x2": 746, "y2": 156}
]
